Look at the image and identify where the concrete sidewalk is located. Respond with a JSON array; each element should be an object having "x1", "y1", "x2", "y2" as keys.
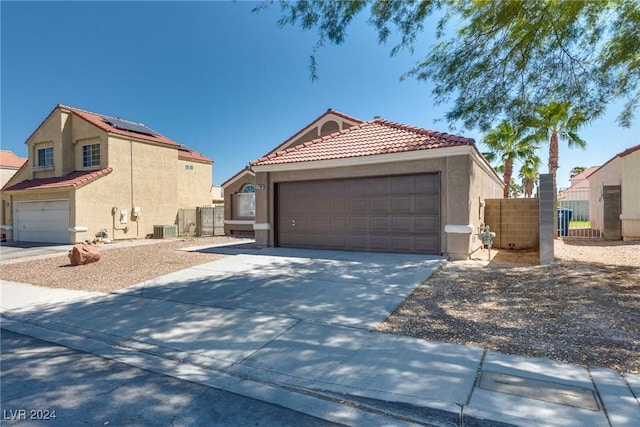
[{"x1": 1, "y1": 248, "x2": 639, "y2": 426}]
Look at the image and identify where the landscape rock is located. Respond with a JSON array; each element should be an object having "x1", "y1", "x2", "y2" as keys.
[{"x1": 68, "y1": 243, "x2": 101, "y2": 266}]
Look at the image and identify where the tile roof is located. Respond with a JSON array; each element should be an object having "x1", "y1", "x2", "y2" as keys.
[
  {"x1": 252, "y1": 118, "x2": 475, "y2": 166},
  {"x1": 178, "y1": 145, "x2": 213, "y2": 163},
  {"x1": 263, "y1": 108, "x2": 365, "y2": 158},
  {"x1": 4, "y1": 168, "x2": 113, "y2": 192},
  {"x1": 58, "y1": 104, "x2": 180, "y2": 147},
  {"x1": 0, "y1": 150, "x2": 27, "y2": 168}
]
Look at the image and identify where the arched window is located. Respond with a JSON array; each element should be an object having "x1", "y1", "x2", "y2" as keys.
[{"x1": 237, "y1": 184, "x2": 256, "y2": 217}]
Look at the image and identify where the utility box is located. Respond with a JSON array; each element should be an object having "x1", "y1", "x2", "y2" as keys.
[{"x1": 153, "y1": 224, "x2": 178, "y2": 239}]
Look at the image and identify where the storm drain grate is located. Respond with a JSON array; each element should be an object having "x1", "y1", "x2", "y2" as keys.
[{"x1": 478, "y1": 371, "x2": 600, "y2": 411}]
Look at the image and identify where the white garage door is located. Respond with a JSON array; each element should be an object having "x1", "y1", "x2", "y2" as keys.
[{"x1": 15, "y1": 200, "x2": 70, "y2": 244}]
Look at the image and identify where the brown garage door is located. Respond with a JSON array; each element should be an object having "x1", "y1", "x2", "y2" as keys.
[{"x1": 276, "y1": 174, "x2": 440, "y2": 254}]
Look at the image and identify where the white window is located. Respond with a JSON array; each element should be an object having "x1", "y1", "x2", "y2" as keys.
[
  {"x1": 37, "y1": 147, "x2": 53, "y2": 168},
  {"x1": 184, "y1": 164, "x2": 194, "y2": 171},
  {"x1": 82, "y1": 144, "x2": 100, "y2": 168},
  {"x1": 237, "y1": 184, "x2": 255, "y2": 217}
]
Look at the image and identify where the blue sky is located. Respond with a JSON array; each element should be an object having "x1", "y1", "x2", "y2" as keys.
[{"x1": 2, "y1": 1, "x2": 638, "y2": 189}]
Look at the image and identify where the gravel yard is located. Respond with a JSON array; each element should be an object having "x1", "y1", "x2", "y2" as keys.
[
  {"x1": 378, "y1": 239, "x2": 640, "y2": 374},
  {"x1": 0, "y1": 236, "x2": 239, "y2": 293},
  {"x1": 1, "y1": 236, "x2": 638, "y2": 373}
]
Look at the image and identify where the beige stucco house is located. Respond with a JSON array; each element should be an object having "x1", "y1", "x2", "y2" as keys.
[
  {"x1": 224, "y1": 109, "x2": 503, "y2": 259},
  {"x1": 1, "y1": 104, "x2": 213, "y2": 244},
  {"x1": 588, "y1": 144, "x2": 640, "y2": 240}
]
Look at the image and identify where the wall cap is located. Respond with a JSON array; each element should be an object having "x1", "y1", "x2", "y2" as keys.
[{"x1": 444, "y1": 224, "x2": 475, "y2": 234}]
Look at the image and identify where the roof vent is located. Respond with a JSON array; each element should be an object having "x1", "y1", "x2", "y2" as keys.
[{"x1": 373, "y1": 115, "x2": 382, "y2": 120}]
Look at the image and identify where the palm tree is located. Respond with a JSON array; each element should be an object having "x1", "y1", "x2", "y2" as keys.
[
  {"x1": 482, "y1": 121, "x2": 537, "y2": 198},
  {"x1": 526, "y1": 101, "x2": 589, "y2": 191},
  {"x1": 569, "y1": 166, "x2": 586, "y2": 178},
  {"x1": 520, "y1": 154, "x2": 542, "y2": 198}
]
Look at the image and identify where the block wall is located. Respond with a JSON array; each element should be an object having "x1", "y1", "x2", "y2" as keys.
[{"x1": 484, "y1": 198, "x2": 539, "y2": 249}]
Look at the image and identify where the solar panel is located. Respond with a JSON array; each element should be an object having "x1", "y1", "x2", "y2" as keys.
[{"x1": 102, "y1": 115, "x2": 160, "y2": 136}]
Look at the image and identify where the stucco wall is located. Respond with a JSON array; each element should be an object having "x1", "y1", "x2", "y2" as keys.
[
  {"x1": 621, "y1": 150, "x2": 640, "y2": 239},
  {"x1": 468, "y1": 153, "x2": 504, "y2": 253},
  {"x1": 176, "y1": 156, "x2": 213, "y2": 208}
]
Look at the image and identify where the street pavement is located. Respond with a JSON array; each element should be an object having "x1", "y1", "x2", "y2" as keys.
[
  {"x1": 1, "y1": 245, "x2": 639, "y2": 426},
  {"x1": 1, "y1": 329, "x2": 342, "y2": 427}
]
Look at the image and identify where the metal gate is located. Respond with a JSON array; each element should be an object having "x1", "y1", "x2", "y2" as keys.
[
  {"x1": 196, "y1": 206, "x2": 224, "y2": 236},
  {"x1": 557, "y1": 187, "x2": 602, "y2": 238}
]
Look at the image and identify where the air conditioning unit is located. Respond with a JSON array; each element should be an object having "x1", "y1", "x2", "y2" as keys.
[{"x1": 153, "y1": 224, "x2": 178, "y2": 239}]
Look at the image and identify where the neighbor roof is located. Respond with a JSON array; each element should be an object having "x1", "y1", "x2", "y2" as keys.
[
  {"x1": 252, "y1": 118, "x2": 475, "y2": 166},
  {"x1": 0, "y1": 150, "x2": 27, "y2": 169},
  {"x1": 3, "y1": 168, "x2": 113, "y2": 192},
  {"x1": 58, "y1": 104, "x2": 180, "y2": 147},
  {"x1": 178, "y1": 145, "x2": 213, "y2": 163}
]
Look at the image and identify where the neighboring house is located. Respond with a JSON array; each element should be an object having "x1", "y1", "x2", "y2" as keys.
[
  {"x1": 0, "y1": 150, "x2": 27, "y2": 188},
  {"x1": 557, "y1": 166, "x2": 599, "y2": 221},
  {"x1": 210, "y1": 185, "x2": 224, "y2": 205},
  {"x1": 588, "y1": 144, "x2": 640, "y2": 240},
  {"x1": 225, "y1": 109, "x2": 503, "y2": 259},
  {"x1": 1, "y1": 104, "x2": 213, "y2": 244},
  {"x1": 222, "y1": 109, "x2": 364, "y2": 235}
]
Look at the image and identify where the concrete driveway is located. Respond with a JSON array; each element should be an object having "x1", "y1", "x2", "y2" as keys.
[
  {"x1": 0, "y1": 241, "x2": 73, "y2": 261},
  {"x1": 123, "y1": 247, "x2": 443, "y2": 330}
]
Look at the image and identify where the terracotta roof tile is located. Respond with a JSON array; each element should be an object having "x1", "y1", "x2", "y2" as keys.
[
  {"x1": 178, "y1": 145, "x2": 213, "y2": 163},
  {"x1": 0, "y1": 150, "x2": 27, "y2": 168},
  {"x1": 263, "y1": 108, "x2": 365, "y2": 157},
  {"x1": 4, "y1": 167, "x2": 113, "y2": 191},
  {"x1": 58, "y1": 104, "x2": 180, "y2": 147},
  {"x1": 252, "y1": 118, "x2": 475, "y2": 166}
]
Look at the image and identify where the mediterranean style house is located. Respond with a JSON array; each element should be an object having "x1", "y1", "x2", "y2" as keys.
[
  {"x1": 1, "y1": 104, "x2": 212, "y2": 244},
  {"x1": 223, "y1": 109, "x2": 504, "y2": 259}
]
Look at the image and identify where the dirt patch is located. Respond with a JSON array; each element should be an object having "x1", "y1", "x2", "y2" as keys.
[
  {"x1": 0, "y1": 236, "x2": 242, "y2": 293},
  {"x1": 378, "y1": 239, "x2": 640, "y2": 374}
]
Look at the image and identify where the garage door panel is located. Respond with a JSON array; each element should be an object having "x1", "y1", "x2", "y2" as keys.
[
  {"x1": 330, "y1": 198, "x2": 348, "y2": 213},
  {"x1": 331, "y1": 217, "x2": 348, "y2": 231},
  {"x1": 416, "y1": 216, "x2": 439, "y2": 232},
  {"x1": 349, "y1": 180, "x2": 368, "y2": 194},
  {"x1": 350, "y1": 216, "x2": 368, "y2": 231},
  {"x1": 391, "y1": 175, "x2": 415, "y2": 193},
  {"x1": 369, "y1": 178, "x2": 392, "y2": 195},
  {"x1": 370, "y1": 197, "x2": 390, "y2": 212},
  {"x1": 277, "y1": 174, "x2": 440, "y2": 254},
  {"x1": 330, "y1": 180, "x2": 349, "y2": 195},
  {"x1": 416, "y1": 236, "x2": 439, "y2": 253},
  {"x1": 391, "y1": 236, "x2": 413, "y2": 252},
  {"x1": 392, "y1": 196, "x2": 414, "y2": 212},
  {"x1": 350, "y1": 198, "x2": 368, "y2": 212},
  {"x1": 416, "y1": 175, "x2": 439, "y2": 193},
  {"x1": 370, "y1": 236, "x2": 391, "y2": 251},
  {"x1": 392, "y1": 217, "x2": 414, "y2": 232},
  {"x1": 416, "y1": 195, "x2": 439, "y2": 213},
  {"x1": 370, "y1": 216, "x2": 390, "y2": 232},
  {"x1": 349, "y1": 235, "x2": 368, "y2": 250}
]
